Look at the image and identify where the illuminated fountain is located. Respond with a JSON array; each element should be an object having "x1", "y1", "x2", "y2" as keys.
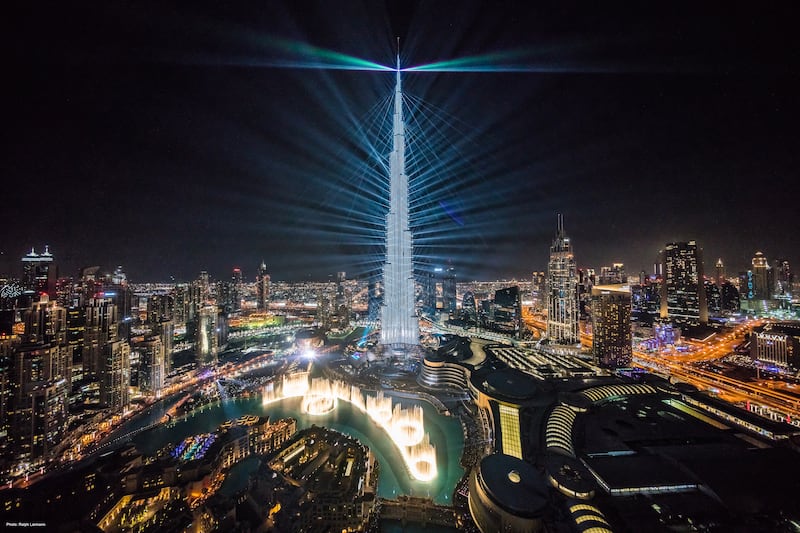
[
  {"x1": 390, "y1": 404, "x2": 425, "y2": 447},
  {"x1": 261, "y1": 373, "x2": 437, "y2": 481},
  {"x1": 365, "y1": 390, "x2": 393, "y2": 425},
  {"x1": 302, "y1": 377, "x2": 336, "y2": 415},
  {"x1": 282, "y1": 371, "x2": 310, "y2": 397}
]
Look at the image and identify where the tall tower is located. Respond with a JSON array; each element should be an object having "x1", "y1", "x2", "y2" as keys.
[
  {"x1": 660, "y1": 241, "x2": 708, "y2": 326},
  {"x1": 547, "y1": 214, "x2": 579, "y2": 345},
  {"x1": 21, "y1": 246, "x2": 55, "y2": 296},
  {"x1": 380, "y1": 53, "x2": 418, "y2": 352},
  {"x1": 591, "y1": 284, "x2": 632, "y2": 368},
  {"x1": 256, "y1": 261, "x2": 270, "y2": 311}
]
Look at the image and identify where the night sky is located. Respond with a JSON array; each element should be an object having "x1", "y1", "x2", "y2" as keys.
[{"x1": 3, "y1": 2, "x2": 798, "y2": 282}]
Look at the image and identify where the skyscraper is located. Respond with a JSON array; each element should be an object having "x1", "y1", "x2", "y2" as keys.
[
  {"x1": 21, "y1": 246, "x2": 55, "y2": 296},
  {"x1": 380, "y1": 57, "x2": 418, "y2": 352},
  {"x1": 547, "y1": 215, "x2": 579, "y2": 345},
  {"x1": 256, "y1": 261, "x2": 270, "y2": 312},
  {"x1": 591, "y1": 284, "x2": 632, "y2": 368},
  {"x1": 660, "y1": 241, "x2": 708, "y2": 327},
  {"x1": 715, "y1": 258, "x2": 726, "y2": 286},
  {"x1": 751, "y1": 252, "x2": 771, "y2": 300}
]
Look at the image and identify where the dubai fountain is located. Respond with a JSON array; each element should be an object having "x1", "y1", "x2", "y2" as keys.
[{"x1": 262, "y1": 372, "x2": 437, "y2": 482}]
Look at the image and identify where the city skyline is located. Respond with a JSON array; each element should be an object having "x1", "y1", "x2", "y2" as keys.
[{"x1": 4, "y1": 2, "x2": 798, "y2": 282}]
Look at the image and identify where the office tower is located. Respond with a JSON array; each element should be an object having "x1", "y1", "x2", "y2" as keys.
[
  {"x1": 751, "y1": 252, "x2": 771, "y2": 300},
  {"x1": 367, "y1": 281, "x2": 382, "y2": 323},
  {"x1": 154, "y1": 319, "x2": 174, "y2": 374},
  {"x1": 715, "y1": 258, "x2": 726, "y2": 286},
  {"x1": 66, "y1": 306, "x2": 85, "y2": 387},
  {"x1": 660, "y1": 241, "x2": 708, "y2": 327},
  {"x1": 196, "y1": 305, "x2": 219, "y2": 366},
  {"x1": 12, "y1": 344, "x2": 68, "y2": 462},
  {"x1": 380, "y1": 58, "x2": 419, "y2": 352},
  {"x1": 335, "y1": 271, "x2": 347, "y2": 307},
  {"x1": 531, "y1": 271, "x2": 546, "y2": 308},
  {"x1": 423, "y1": 265, "x2": 456, "y2": 317},
  {"x1": 493, "y1": 286, "x2": 521, "y2": 336},
  {"x1": 256, "y1": 261, "x2": 270, "y2": 311},
  {"x1": 107, "y1": 266, "x2": 132, "y2": 341},
  {"x1": 705, "y1": 280, "x2": 722, "y2": 316},
  {"x1": 599, "y1": 263, "x2": 626, "y2": 284},
  {"x1": 720, "y1": 282, "x2": 740, "y2": 312},
  {"x1": 21, "y1": 246, "x2": 55, "y2": 295},
  {"x1": 775, "y1": 259, "x2": 792, "y2": 298},
  {"x1": 232, "y1": 267, "x2": 243, "y2": 311},
  {"x1": 100, "y1": 339, "x2": 130, "y2": 411},
  {"x1": 136, "y1": 336, "x2": 165, "y2": 396},
  {"x1": 547, "y1": 215, "x2": 579, "y2": 345},
  {"x1": 591, "y1": 284, "x2": 632, "y2": 368},
  {"x1": 11, "y1": 294, "x2": 71, "y2": 461},
  {"x1": 172, "y1": 284, "x2": 188, "y2": 327},
  {"x1": 82, "y1": 297, "x2": 118, "y2": 380},
  {"x1": 461, "y1": 291, "x2": 478, "y2": 325},
  {"x1": 0, "y1": 347, "x2": 11, "y2": 457}
]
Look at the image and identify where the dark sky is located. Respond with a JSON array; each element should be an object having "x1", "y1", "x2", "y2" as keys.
[{"x1": 3, "y1": 1, "x2": 798, "y2": 282}]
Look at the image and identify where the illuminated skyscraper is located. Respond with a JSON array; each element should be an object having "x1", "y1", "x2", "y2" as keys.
[
  {"x1": 591, "y1": 284, "x2": 632, "y2": 368},
  {"x1": 380, "y1": 57, "x2": 418, "y2": 352},
  {"x1": 751, "y1": 252, "x2": 771, "y2": 300},
  {"x1": 547, "y1": 215, "x2": 579, "y2": 345},
  {"x1": 660, "y1": 241, "x2": 708, "y2": 327},
  {"x1": 715, "y1": 258, "x2": 726, "y2": 286},
  {"x1": 256, "y1": 261, "x2": 270, "y2": 311},
  {"x1": 21, "y1": 246, "x2": 55, "y2": 296}
]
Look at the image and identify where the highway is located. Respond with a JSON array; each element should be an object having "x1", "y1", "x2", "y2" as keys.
[{"x1": 522, "y1": 312, "x2": 800, "y2": 425}]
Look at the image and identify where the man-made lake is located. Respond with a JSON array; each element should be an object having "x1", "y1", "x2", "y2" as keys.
[{"x1": 133, "y1": 394, "x2": 464, "y2": 505}]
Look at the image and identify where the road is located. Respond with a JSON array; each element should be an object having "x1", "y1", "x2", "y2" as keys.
[{"x1": 522, "y1": 313, "x2": 800, "y2": 425}]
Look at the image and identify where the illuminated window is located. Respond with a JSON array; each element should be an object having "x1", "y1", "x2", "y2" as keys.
[{"x1": 498, "y1": 404, "x2": 522, "y2": 459}]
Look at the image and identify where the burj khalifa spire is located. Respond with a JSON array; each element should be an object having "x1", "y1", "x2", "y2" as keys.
[{"x1": 380, "y1": 51, "x2": 419, "y2": 352}]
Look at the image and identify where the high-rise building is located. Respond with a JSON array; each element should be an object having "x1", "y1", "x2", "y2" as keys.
[
  {"x1": 380, "y1": 58, "x2": 418, "y2": 352},
  {"x1": 136, "y1": 336, "x2": 165, "y2": 397},
  {"x1": 591, "y1": 284, "x2": 632, "y2": 368},
  {"x1": 21, "y1": 246, "x2": 55, "y2": 296},
  {"x1": 599, "y1": 263, "x2": 626, "y2": 285},
  {"x1": 531, "y1": 271, "x2": 546, "y2": 309},
  {"x1": 715, "y1": 258, "x2": 726, "y2": 286},
  {"x1": 774, "y1": 259, "x2": 792, "y2": 298},
  {"x1": 367, "y1": 281, "x2": 382, "y2": 323},
  {"x1": 11, "y1": 294, "x2": 71, "y2": 461},
  {"x1": 196, "y1": 305, "x2": 219, "y2": 366},
  {"x1": 11, "y1": 344, "x2": 68, "y2": 462},
  {"x1": 422, "y1": 265, "x2": 456, "y2": 317},
  {"x1": 546, "y1": 215, "x2": 579, "y2": 345},
  {"x1": 232, "y1": 267, "x2": 243, "y2": 311},
  {"x1": 83, "y1": 297, "x2": 118, "y2": 380},
  {"x1": 660, "y1": 241, "x2": 708, "y2": 327},
  {"x1": 493, "y1": 286, "x2": 521, "y2": 336},
  {"x1": 100, "y1": 339, "x2": 129, "y2": 411},
  {"x1": 256, "y1": 262, "x2": 270, "y2": 311},
  {"x1": 751, "y1": 252, "x2": 771, "y2": 300}
]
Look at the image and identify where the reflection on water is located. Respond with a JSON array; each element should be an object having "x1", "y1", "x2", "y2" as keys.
[{"x1": 133, "y1": 395, "x2": 464, "y2": 505}]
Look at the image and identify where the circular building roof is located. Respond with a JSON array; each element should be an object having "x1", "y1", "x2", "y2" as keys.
[
  {"x1": 544, "y1": 454, "x2": 596, "y2": 498},
  {"x1": 478, "y1": 367, "x2": 539, "y2": 402},
  {"x1": 478, "y1": 453, "x2": 548, "y2": 518}
]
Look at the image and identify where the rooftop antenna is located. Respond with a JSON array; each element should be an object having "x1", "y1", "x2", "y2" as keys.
[{"x1": 396, "y1": 36, "x2": 400, "y2": 70}]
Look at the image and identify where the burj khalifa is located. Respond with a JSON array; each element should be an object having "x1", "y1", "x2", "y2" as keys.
[{"x1": 380, "y1": 55, "x2": 419, "y2": 352}]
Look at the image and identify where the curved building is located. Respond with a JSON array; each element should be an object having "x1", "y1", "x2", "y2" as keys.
[{"x1": 468, "y1": 453, "x2": 549, "y2": 533}]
